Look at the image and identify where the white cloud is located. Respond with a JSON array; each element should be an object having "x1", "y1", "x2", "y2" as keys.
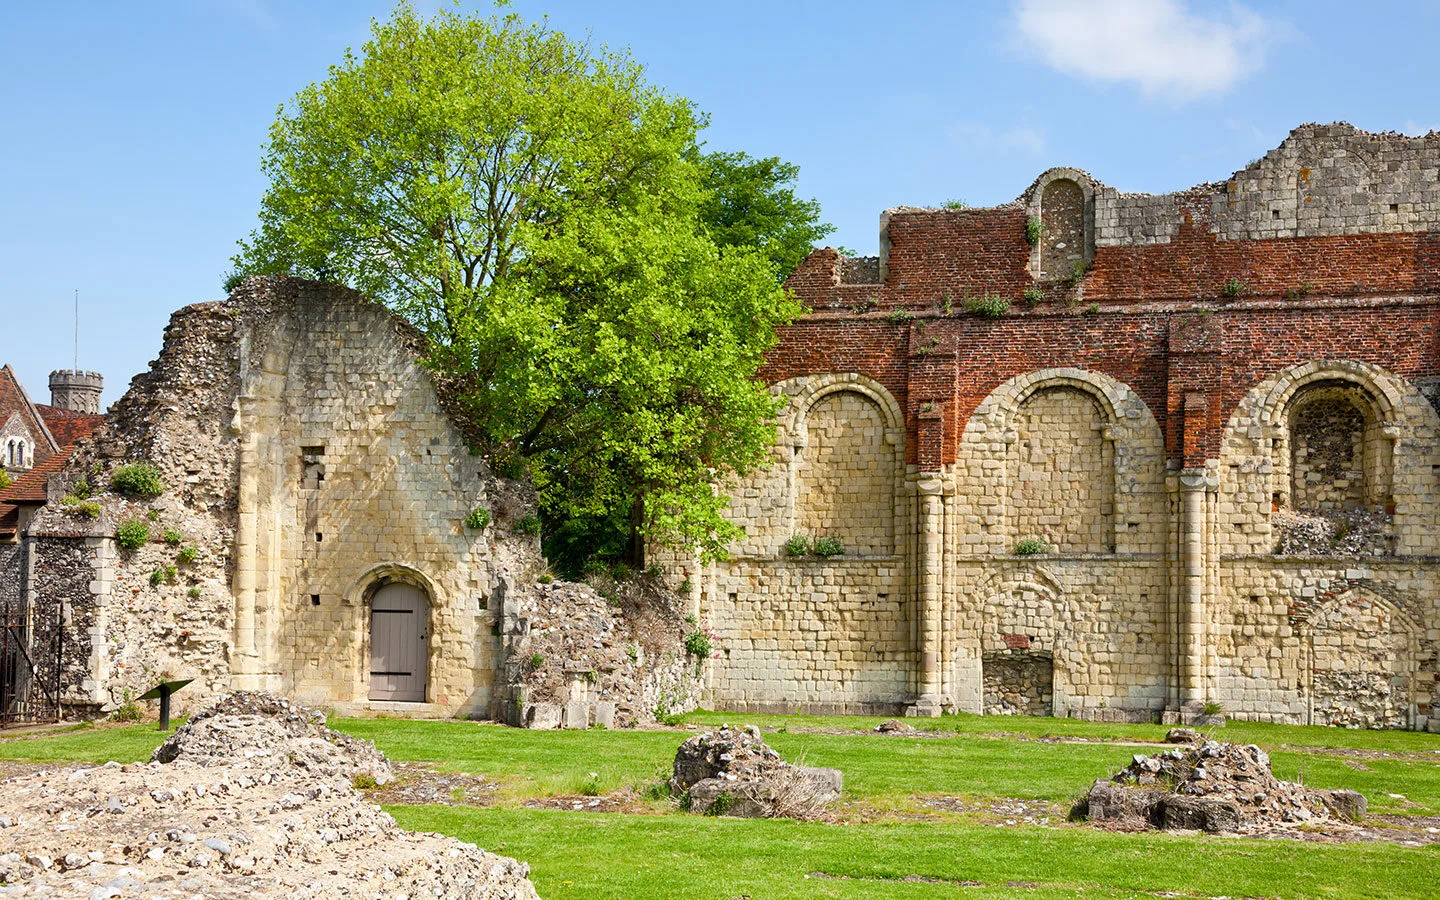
[
  {"x1": 1013, "y1": 0, "x2": 1274, "y2": 100},
  {"x1": 1403, "y1": 121, "x2": 1440, "y2": 137},
  {"x1": 946, "y1": 122, "x2": 1046, "y2": 156}
]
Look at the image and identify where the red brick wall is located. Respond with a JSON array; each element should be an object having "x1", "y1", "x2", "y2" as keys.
[
  {"x1": 764, "y1": 302, "x2": 1440, "y2": 469},
  {"x1": 778, "y1": 208, "x2": 1440, "y2": 469}
]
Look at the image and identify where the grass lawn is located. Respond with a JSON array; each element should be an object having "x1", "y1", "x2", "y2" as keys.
[
  {"x1": 4, "y1": 710, "x2": 1439, "y2": 898},
  {"x1": 391, "y1": 805, "x2": 1440, "y2": 900}
]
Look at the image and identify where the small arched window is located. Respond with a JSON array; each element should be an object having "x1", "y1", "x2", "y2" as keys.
[{"x1": 5, "y1": 440, "x2": 14, "y2": 468}]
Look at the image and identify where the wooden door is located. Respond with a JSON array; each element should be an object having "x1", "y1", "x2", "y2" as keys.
[{"x1": 369, "y1": 583, "x2": 428, "y2": 702}]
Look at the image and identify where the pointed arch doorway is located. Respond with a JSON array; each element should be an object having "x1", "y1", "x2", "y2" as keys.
[{"x1": 369, "y1": 582, "x2": 429, "y2": 702}]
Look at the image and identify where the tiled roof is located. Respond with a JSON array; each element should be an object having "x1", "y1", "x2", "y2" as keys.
[
  {"x1": 0, "y1": 448, "x2": 71, "y2": 506},
  {"x1": 0, "y1": 364, "x2": 59, "y2": 460},
  {"x1": 35, "y1": 405, "x2": 105, "y2": 447}
]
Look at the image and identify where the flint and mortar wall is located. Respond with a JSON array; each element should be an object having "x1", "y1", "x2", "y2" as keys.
[{"x1": 26, "y1": 277, "x2": 540, "y2": 718}]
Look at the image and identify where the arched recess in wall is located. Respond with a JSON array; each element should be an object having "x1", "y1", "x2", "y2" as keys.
[
  {"x1": 961, "y1": 367, "x2": 1163, "y2": 557},
  {"x1": 1027, "y1": 168, "x2": 1095, "y2": 281},
  {"x1": 346, "y1": 563, "x2": 444, "y2": 704},
  {"x1": 974, "y1": 568, "x2": 1070, "y2": 717},
  {"x1": 1256, "y1": 361, "x2": 1402, "y2": 556},
  {"x1": 785, "y1": 375, "x2": 905, "y2": 557},
  {"x1": 1301, "y1": 589, "x2": 1421, "y2": 729}
]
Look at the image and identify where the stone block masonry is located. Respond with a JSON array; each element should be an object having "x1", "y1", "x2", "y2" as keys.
[
  {"x1": 672, "y1": 124, "x2": 1440, "y2": 729},
  {"x1": 20, "y1": 277, "x2": 543, "y2": 719}
]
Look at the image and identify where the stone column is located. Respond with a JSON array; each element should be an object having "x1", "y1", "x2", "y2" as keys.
[
  {"x1": 231, "y1": 429, "x2": 261, "y2": 686},
  {"x1": 908, "y1": 475, "x2": 945, "y2": 717},
  {"x1": 1178, "y1": 469, "x2": 1213, "y2": 707}
]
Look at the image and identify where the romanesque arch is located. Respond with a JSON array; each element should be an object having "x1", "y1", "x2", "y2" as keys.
[
  {"x1": 956, "y1": 368, "x2": 1165, "y2": 557},
  {"x1": 784, "y1": 375, "x2": 905, "y2": 557},
  {"x1": 1215, "y1": 359, "x2": 1433, "y2": 556},
  {"x1": 1027, "y1": 167, "x2": 1095, "y2": 281},
  {"x1": 1301, "y1": 588, "x2": 1421, "y2": 728},
  {"x1": 974, "y1": 568, "x2": 1071, "y2": 717},
  {"x1": 347, "y1": 563, "x2": 444, "y2": 703}
]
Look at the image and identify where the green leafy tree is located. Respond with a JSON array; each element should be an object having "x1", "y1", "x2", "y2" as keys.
[
  {"x1": 233, "y1": 4, "x2": 804, "y2": 564},
  {"x1": 693, "y1": 150, "x2": 834, "y2": 281}
]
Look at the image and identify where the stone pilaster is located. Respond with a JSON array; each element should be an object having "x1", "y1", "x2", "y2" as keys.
[{"x1": 908, "y1": 474, "x2": 945, "y2": 717}]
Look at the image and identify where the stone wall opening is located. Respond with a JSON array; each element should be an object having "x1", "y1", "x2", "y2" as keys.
[
  {"x1": 1039, "y1": 178, "x2": 1086, "y2": 280},
  {"x1": 1288, "y1": 384, "x2": 1371, "y2": 511},
  {"x1": 1307, "y1": 593, "x2": 1416, "y2": 729},
  {"x1": 1008, "y1": 385, "x2": 1114, "y2": 553},
  {"x1": 982, "y1": 650, "x2": 1054, "y2": 716},
  {"x1": 795, "y1": 390, "x2": 896, "y2": 555}
]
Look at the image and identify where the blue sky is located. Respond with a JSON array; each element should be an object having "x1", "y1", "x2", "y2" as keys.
[{"x1": 3, "y1": 0, "x2": 1437, "y2": 407}]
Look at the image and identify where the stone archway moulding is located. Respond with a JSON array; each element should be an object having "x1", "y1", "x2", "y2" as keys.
[
  {"x1": 780, "y1": 373, "x2": 906, "y2": 449},
  {"x1": 1258, "y1": 359, "x2": 1403, "y2": 430}
]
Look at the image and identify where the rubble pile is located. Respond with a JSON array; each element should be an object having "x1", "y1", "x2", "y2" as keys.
[
  {"x1": 1077, "y1": 738, "x2": 1366, "y2": 834},
  {"x1": 1273, "y1": 508, "x2": 1391, "y2": 556},
  {"x1": 0, "y1": 692, "x2": 539, "y2": 899},
  {"x1": 669, "y1": 725, "x2": 842, "y2": 819},
  {"x1": 501, "y1": 578, "x2": 702, "y2": 729}
]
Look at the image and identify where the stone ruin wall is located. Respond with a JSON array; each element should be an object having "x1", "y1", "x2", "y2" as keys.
[
  {"x1": 24, "y1": 277, "x2": 542, "y2": 718},
  {"x1": 685, "y1": 124, "x2": 1440, "y2": 729},
  {"x1": 226, "y1": 278, "x2": 542, "y2": 717}
]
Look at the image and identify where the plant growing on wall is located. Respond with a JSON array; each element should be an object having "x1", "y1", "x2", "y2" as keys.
[
  {"x1": 784, "y1": 534, "x2": 811, "y2": 557},
  {"x1": 0, "y1": 470, "x2": 11, "y2": 490},
  {"x1": 886, "y1": 308, "x2": 916, "y2": 325},
  {"x1": 1222, "y1": 277, "x2": 1248, "y2": 297},
  {"x1": 163, "y1": 527, "x2": 182, "y2": 546},
  {"x1": 61, "y1": 496, "x2": 100, "y2": 519},
  {"x1": 812, "y1": 535, "x2": 845, "y2": 558},
  {"x1": 115, "y1": 519, "x2": 151, "y2": 551},
  {"x1": 110, "y1": 462, "x2": 165, "y2": 498},
  {"x1": 1023, "y1": 286, "x2": 1045, "y2": 306},
  {"x1": 231, "y1": 3, "x2": 822, "y2": 572},
  {"x1": 177, "y1": 545, "x2": 199, "y2": 564},
  {"x1": 963, "y1": 294, "x2": 1011, "y2": 318},
  {"x1": 514, "y1": 513, "x2": 542, "y2": 536},
  {"x1": 1014, "y1": 537, "x2": 1050, "y2": 556},
  {"x1": 1026, "y1": 216, "x2": 1043, "y2": 246},
  {"x1": 464, "y1": 507, "x2": 492, "y2": 530}
]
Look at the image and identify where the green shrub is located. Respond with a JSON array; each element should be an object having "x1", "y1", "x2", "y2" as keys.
[
  {"x1": 177, "y1": 545, "x2": 199, "y2": 564},
  {"x1": 464, "y1": 507, "x2": 491, "y2": 530},
  {"x1": 537, "y1": 572, "x2": 554, "y2": 584},
  {"x1": 1202, "y1": 700, "x2": 1226, "y2": 717},
  {"x1": 963, "y1": 294, "x2": 1011, "y2": 318},
  {"x1": 163, "y1": 527, "x2": 182, "y2": 546},
  {"x1": 1221, "y1": 277, "x2": 1247, "y2": 297},
  {"x1": 943, "y1": 198, "x2": 967, "y2": 209},
  {"x1": 149, "y1": 565, "x2": 177, "y2": 587},
  {"x1": 115, "y1": 519, "x2": 151, "y2": 551},
  {"x1": 1023, "y1": 286, "x2": 1045, "y2": 306},
  {"x1": 1014, "y1": 537, "x2": 1050, "y2": 556},
  {"x1": 812, "y1": 535, "x2": 845, "y2": 558},
  {"x1": 528, "y1": 652, "x2": 545, "y2": 669},
  {"x1": 110, "y1": 691, "x2": 142, "y2": 723},
  {"x1": 514, "y1": 513, "x2": 542, "y2": 536},
  {"x1": 1084, "y1": 303, "x2": 1100, "y2": 315},
  {"x1": 885, "y1": 307, "x2": 916, "y2": 325},
  {"x1": 110, "y1": 462, "x2": 165, "y2": 498},
  {"x1": 351, "y1": 773, "x2": 379, "y2": 791},
  {"x1": 784, "y1": 534, "x2": 811, "y2": 557},
  {"x1": 610, "y1": 562, "x2": 633, "y2": 581},
  {"x1": 187, "y1": 586, "x2": 202, "y2": 599},
  {"x1": 684, "y1": 630, "x2": 713, "y2": 658},
  {"x1": 62, "y1": 496, "x2": 101, "y2": 519},
  {"x1": 1025, "y1": 216, "x2": 1043, "y2": 246},
  {"x1": 707, "y1": 790, "x2": 734, "y2": 816},
  {"x1": 147, "y1": 509, "x2": 161, "y2": 522},
  {"x1": 0, "y1": 470, "x2": 11, "y2": 490},
  {"x1": 677, "y1": 578, "x2": 693, "y2": 594},
  {"x1": 70, "y1": 478, "x2": 92, "y2": 500}
]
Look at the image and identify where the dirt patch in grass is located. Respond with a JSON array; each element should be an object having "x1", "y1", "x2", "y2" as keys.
[{"x1": 361, "y1": 760, "x2": 498, "y2": 807}]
